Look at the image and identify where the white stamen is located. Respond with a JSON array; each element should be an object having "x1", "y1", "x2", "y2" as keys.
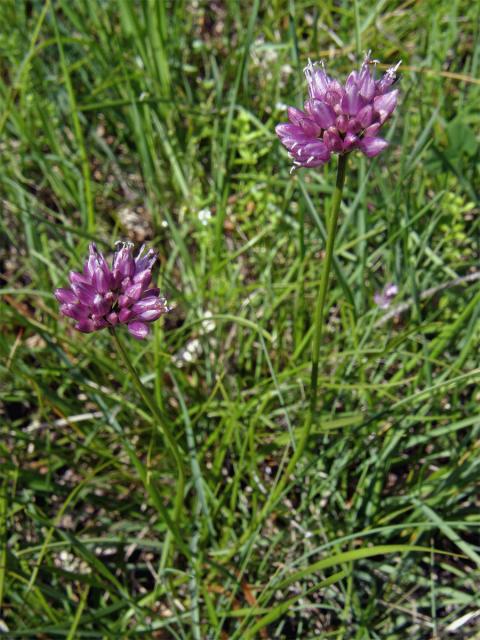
[
  {"x1": 386, "y1": 60, "x2": 402, "y2": 78},
  {"x1": 303, "y1": 58, "x2": 314, "y2": 78},
  {"x1": 303, "y1": 58, "x2": 325, "y2": 77}
]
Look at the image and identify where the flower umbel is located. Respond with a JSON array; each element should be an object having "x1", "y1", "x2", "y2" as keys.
[
  {"x1": 276, "y1": 52, "x2": 400, "y2": 170},
  {"x1": 55, "y1": 243, "x2": 170, "y2": 339}
]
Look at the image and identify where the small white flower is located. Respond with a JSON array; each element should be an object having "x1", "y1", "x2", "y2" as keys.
[
  {"x1": 198, "y1": 207, "x2": 212, "y2": 225},
  {"x1": 173, "y1": 338, "x2": 202, "y2": 367},
  {"x1": 200, "y1": 310, "x2": 215, "y2": 334}
]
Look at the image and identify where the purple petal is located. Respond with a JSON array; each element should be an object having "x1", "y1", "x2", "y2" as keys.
[
  {"x1": 93, "y1": 267, "x2": 111, "y2": 294},
  {"x1": 134, "y1": 247, "x2": 156, "y2": 274},
  {"x1": 131, "y1": 296, "x2": 163, "y2": 314},
  {"x1": 279, "y1": 135, "x2": 315, "y2": 153},
  {"x1": 123, "y1": 282, "x2": 144, "y2": 302},
  {"x1": 299, "y1": 140, "x2": 330, "y2": 161},
  {"x1": 385, "y1": 283, "x2": 398, "y2": 297},
  {"x1": 305, "y1": 100, "x2": 336, "y2": 129},
  {"x1": 343, "y1": 132, "x2": 358, "y2": 151},
  {"x1": 121, "y1": 277, "x2": 132, "y2": 290},
  {"x1": 55, "y1": 288, "x2": 77, "y2": 305},
  {"x1": 75, "y1": 319, "x2": 96, "y2": 333},
  {"x1": 306, "y1": 157, "x2": 328, "y2": 167},
  {"x1": 118, "y1": 308, "x2": 133, "y2": 323},
  {"x1": 142, "y1": 287, "x2": 161, "y2": 297},
  {"x1": 345, "y1": 71, "x2": 358, "y2": 89},
  {"x1": 276, "y1": 125, "x2": 315, "y2": 153},
  {"x1": 341, "y1": 85, "x2": 363, "y2": 116},
  {"x1": 70, "y1": 281, "x2": 97, "y2": 306},
  {"x1": 287, "y1": 106, "x2": 306, "y2": 125},
  {"x1": 347, "y1": 118, "x2": 361, "y2": 134},
  {"x1": 291, "y1": 154, "x2": 328, "y2": 168},
  {"x1": 299, "y1": 118, "x2": 321, "y2": 137},
  {"x1": 336, "y1": 114, "x2": 349, "y2": 133},
  {"x1": 89, "y1": 244, "x2": 113, "y2": 293},
  {"x1": 107, "y1": 312, "x2": 118, "y2": 325},
  {"x1": 303, "y1": 156, "x2": 329, "y2": 167},
  {"x1": 69, "y1": 271, "x2": 90, "y2": 286},
  {"x1": 304, "y1": 61, "x2": 331, "y2": 98},
  {"x1": 276, "y1": 123, "x2": 293, "y2": 137},
  {"x1": 357, "y1": 105, "x2": 374, "y2": 128},
  {"x1": 374, "y1": 283, "x2": 398, "y2": 309},
  {"x1": 358, "y1": 136, "x2": 389, "y2": 158},
  {"x1": 323, "y1": 128, "x2": 343, "y2": 152},
  {"x1": 127, "y1": 321, "x2": 150, "y2": 340},
  {"x1": 377, "y1": 62, "x2": 401, "y2": 94},
  {"x1": 91, "y1": 244, "x2": 109, "y2": 272},
  {"x1": 324, "y1": 81, "x2": 344, "y2": 106},
  {"x1": 118, "y1": 295, "x2": 130, "y2": 309},
  {"x1": 364, "y1": 123, "x2": 381, "y2": 138},
  {"x1": 92, "y1": 293, "x2": 112, "y2": 316},
  {"x1": 133, "y1": 269, "x2": 152, "y2": 287},
  {"x1": 373, "y1": 89, "x2": 398, "y2": 123},
  {"x1": 60, "y1": 303, "x2": 89, "y2": 321},
  {"x1": 113, "y1": 245, "x2": 135, "y2": 279},
  {"x1": 134, "y1": 309, "x2": 165, "y2": 322},
  {"x1": 276, "y1": 123, "x2": 305, "y2": 140},
  {"x1": 92, "y1": 317, "x2": 108, "y2": 330},
  {"x1": 374, "y1": 293, "x2": 389, "y2": 309},
  {"x1": 358, "y1": 68, "x2": 376, "y2": 100},
  {"x1": 83, "y1": 244, "x2": 98, "y2": 279}
]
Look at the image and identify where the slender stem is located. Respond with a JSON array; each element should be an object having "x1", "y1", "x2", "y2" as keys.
[
  {"x1": 294, "y1": 199, "x2": 306, "y2": 348},
  {"x1": 308, "y1": 152, "x2": 348, "y2": 417},
  {"x1": 245, "y1": 154, "x2": 348, "y2": 537},
  {"x1": 279, "y1": 154, "x2": 348, "y2": 479},
  {"x1": 110, "y1": 328, "x2": 185, "y2": 524}
]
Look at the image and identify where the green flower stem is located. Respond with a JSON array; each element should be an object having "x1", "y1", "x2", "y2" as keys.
[
  {"x1": 237, "y1": 154, "x2": 348, "y2": 544},
  {"x1": 308, "y1": 152, "x2": 348, "y2": 417},
  {"x1": 110, "y1": 328, "x2": 185, "y2": 524},
  {"x1": 279, "y1": 154, "x2": 348, "y2": 483}
]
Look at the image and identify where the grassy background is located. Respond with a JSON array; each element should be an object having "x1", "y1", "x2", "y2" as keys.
[{"x1": 1, "y1": 0, "x2": 479, "y2": 637}]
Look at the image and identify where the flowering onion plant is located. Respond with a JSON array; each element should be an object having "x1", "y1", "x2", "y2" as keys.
[
  {"x1": 55, "y1": 242, "x2": 185, "y2": 530},
  {"x1": 55, "y1": 242, "x2": 169, "y2": 339},
  {"x1": 259, "y1": 53, "x2": 401, "y2": 524},
  {"x1": 276, "y1": 53, "x2": 400, "y2": 170}
]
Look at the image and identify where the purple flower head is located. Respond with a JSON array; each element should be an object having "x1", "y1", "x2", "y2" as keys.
[
  {"x1": 276, "y1": 52, "x2": 401, "y2": 171},
  {"x1": 374, "y1": 283, "x2": 398, "y2": 309},
  {"x1": 55, "y1": 243, "x2": 170, "y2": 339}
]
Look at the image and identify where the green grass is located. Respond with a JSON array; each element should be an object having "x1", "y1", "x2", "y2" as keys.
[{"x1": 1, "y1": 0, "x2": 479, "y2": 637}]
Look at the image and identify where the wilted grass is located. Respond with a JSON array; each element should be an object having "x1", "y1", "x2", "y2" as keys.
[{"x1": 1, "y1": 1, "x2": 479, "y2": 638}]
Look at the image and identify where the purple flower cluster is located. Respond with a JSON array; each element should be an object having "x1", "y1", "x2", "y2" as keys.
[
  {"x1": 276, "y1": 53, "x2": 400, "y2": 170},
  {"x1": 374, "y1": 283, "x2": 398, "y2": 309},
  {"x1": 55, "y1": 243, "x2": 169, "y2": 339}
]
